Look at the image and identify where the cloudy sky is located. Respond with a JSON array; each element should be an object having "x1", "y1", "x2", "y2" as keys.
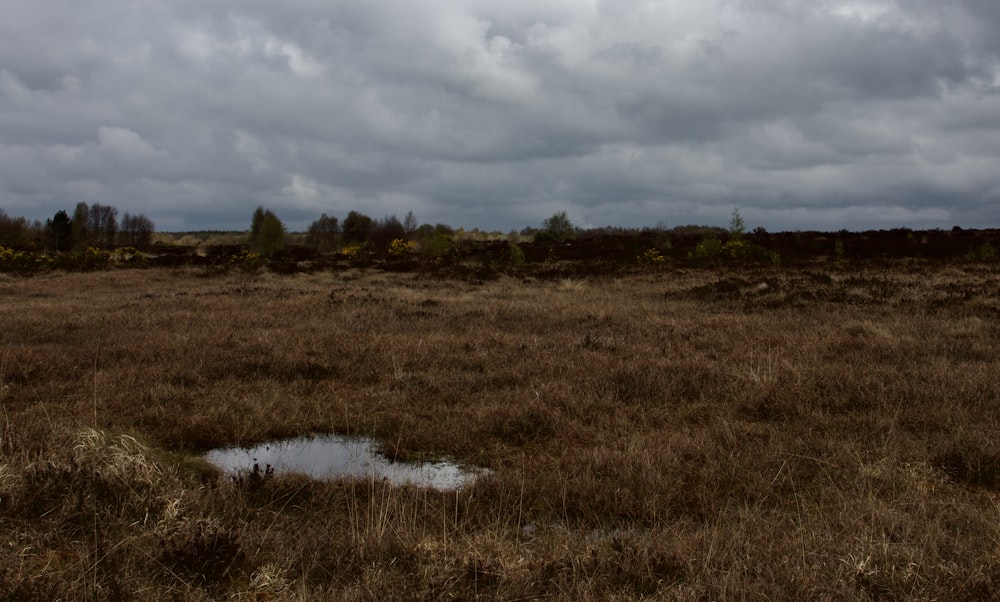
[{"x1": 2, "y1": 1, "x2": 999, "y2": 232}]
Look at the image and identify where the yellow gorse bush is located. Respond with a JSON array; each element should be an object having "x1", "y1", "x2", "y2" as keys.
[
  {"x1": 388, "y1": 238, "x2": 417, "y2": 256},
  {"x1": 0, "y1": 246, "x2": 55, "y2": 274},
  {"x1": 110, "y1": 247, "x2": 150, "y2": 267},
  {"x1": 82, "y1": 246, "x2": 112, "y2": 269},
  {"x1": 230, "y1": 250, "x2": 262, "y2": 264},
  {"x1": 723, "y1": 238, "x2": 753, "y2": 260}
]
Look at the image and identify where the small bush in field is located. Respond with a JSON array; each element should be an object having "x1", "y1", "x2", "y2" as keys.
[
  {"x1": 723, "y1": 238, "x2": 753, "y2": 260},
  {"x1": 637, "y1": 247, "x2": 666, "y2": 265},
  {"x1": 388, "y1": 238, "x2": 417, "y2": 256},
  {"x1": 507, "y1": 241, "x2": 526, "y2": 265},
  {"x1": 112, "y1": 246, "x2": 148, "y2": 266},
  {"x1": 82, "y1": 246, "x2": 112, "y2": 270},
  {"x1": 229, "y1": 250, "x2": 263, "y2": 270},
  {"x1": 835, "y1": 239, "x2": 846, "y2": 261},
  {"x1": 340, "y1": 245, "x2": 362, "y2": 260},
  {"x1": 977, "y1": 242, "x2": 997, "y2": 262},
  {"x1": 421, "y1": 235, "x2": 455, "y2": 262},
  {"x1": 689, "y1": 237, "x2": 723, "y2": 260},
  {"x1": 689, "y1": 233, "x2": 772, "y2": 263}
]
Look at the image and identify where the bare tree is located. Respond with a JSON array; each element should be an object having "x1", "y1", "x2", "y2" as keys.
[
  {"x1": 88, "y1": 204, "x2": 119, "y2": 248},
  {"x1": 0, "y1": 209, "x2": 41, "y2": 249},
  {"x1": 120, "y1": 213, "x2": 156, "y2": 249},
  {"x1": 403, "y1": 211, "x2": 418, "y2": 239},
  {"x1": 72, "y1": 202, "x2": 91, "y2": 250},
  {"x1": 307, "y1": 213, "x2": 340, "y2": 253},
  {"x1": 70, "y1": 202, "x2": 120, "y2": 249},
  {"x1": 366, "y1": 215, "x2": 405, "y2": 255}
]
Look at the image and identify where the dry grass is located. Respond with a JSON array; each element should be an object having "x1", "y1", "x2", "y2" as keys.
[{"x1": 1, "y1": 263, "x2": 999, "y2": 599}]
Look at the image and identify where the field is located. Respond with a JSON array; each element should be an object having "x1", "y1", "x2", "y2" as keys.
[{"x1": 2, "y1": 262, "x2": 1000, "y2": 600}]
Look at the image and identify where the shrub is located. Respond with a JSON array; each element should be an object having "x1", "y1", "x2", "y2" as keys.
[
  {"x1": 421, "y1": 235, "x2": 455, "y2": 262},
  {"x1": 977, "y1": 242, "x2": 997, "y2": 262},
  {"x1": 0, "y1": 246, "x2": 54, "y2": 274},
  {"x1": 81, "y1": 246, "x2": 112, "y2": 270},
  {"x1": 724, "y1": 238, "x2": 754, "y2": 260},
  {"x1": 112, "y1": 247, "x2": 148, "y2": 266},
  {"x1": 689, "y1": 237, "x2": 723, "y2": 260},
  {"x1": 388, "y1": 238, "x2": 417, "y2": 256},
  {"x1": 507, "y1": 242, "x2": 526, "y2": 265},
  {"x1": 637, "y1": 248, "x2": 666, "y2": 265},
  {"x1": 834, "y1": 239, "x2": 846, "y2": 261},
  {"x1": 340, "y1": 245, "x2": 362, "y2": 260},
  {"x1": 230, "y1": 250, "x2": 264, "y2": 271}
]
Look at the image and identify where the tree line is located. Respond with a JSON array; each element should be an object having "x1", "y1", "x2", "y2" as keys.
[
  {"x1": 5, "y1": 202, "x2": 639, "y2": 258},
  {"x1": 0, "y1": 203, "x2": 155, "y2": 252},
  {"x1": 239, "y1": 207, "x2": 580, "y2": 258},
  {"x1": 249, "y1": 207, "x2": 456, "y2": 258}
]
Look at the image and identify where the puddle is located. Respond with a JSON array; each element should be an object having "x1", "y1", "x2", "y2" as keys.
[{"x1": 205, "y1": 434, "x2": 486, "y2": 490}]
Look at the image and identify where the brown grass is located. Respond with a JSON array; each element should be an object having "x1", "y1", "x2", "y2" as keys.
[{"x1": 1, "y1": 262, "x2": 999, "y2": 599}]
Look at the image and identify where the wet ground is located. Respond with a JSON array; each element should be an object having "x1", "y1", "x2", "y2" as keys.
[{"x1": 205, "y1": 434, "x2": 488, "y2": 490}]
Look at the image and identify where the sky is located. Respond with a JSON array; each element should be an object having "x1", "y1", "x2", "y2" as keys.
[{"x1": 2, "y1": 0, "x2": 999, "y2": 233}]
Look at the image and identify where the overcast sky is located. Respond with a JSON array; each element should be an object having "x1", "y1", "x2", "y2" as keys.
[{"x1": 2, "y1": 1, "x2": 999, "y2": 232}]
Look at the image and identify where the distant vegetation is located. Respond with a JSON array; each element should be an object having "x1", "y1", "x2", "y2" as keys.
[{"x1": 2, "y1": 204, "x2": 1000, "y2": 275}]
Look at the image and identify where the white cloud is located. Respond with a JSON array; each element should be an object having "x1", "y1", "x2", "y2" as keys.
[
  {"x1": 283, "y1": 173, "x2": 321, "y2": 205},
  {"x1": 97, "y1": 126, "x2": 156, "y2": 157}
]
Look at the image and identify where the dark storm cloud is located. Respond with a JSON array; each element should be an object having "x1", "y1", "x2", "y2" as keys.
[{"x1": 1, "y1": 0, "x2": 999, "y2": 232}]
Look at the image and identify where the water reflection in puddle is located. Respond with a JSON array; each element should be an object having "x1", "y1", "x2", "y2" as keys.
[{"x1": 205, "y1": 434, "x2": 486, "y2": 490}]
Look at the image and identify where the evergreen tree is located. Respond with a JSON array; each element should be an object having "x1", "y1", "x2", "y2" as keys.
[{"x1": 44, "y1": 210, "x2": 74, "y2": 252}]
